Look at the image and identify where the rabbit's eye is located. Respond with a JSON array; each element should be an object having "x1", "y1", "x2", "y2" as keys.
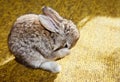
[{"x1": 64, "y1": 43, "x2": 68, "y2": 48}]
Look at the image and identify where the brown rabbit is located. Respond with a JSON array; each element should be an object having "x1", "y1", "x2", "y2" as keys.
[{"x1": 8, "y1": 6, "x2": 79, "y2": 73}]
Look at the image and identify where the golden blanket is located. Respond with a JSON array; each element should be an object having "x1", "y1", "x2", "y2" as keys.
[{"x1": 0, "y1": 0, "x2": 120, "y2": 82}]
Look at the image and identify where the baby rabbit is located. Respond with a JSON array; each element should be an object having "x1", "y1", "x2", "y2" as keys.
[{"x1": 8, "y1": 6, "x2": 79, "y2": 73}]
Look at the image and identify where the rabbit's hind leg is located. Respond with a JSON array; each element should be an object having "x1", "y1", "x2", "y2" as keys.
[
  {"x1": 40, "y1": 61, "x2": 61, "y2": 73},
  {"x1": 24, "y1": 50, "x2": 61, "y2": 73}
]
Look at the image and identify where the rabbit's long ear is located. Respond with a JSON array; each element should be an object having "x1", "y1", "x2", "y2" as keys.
[
  {"x1": 42, "y1": 6, "x2": 63, "y2": 24},
  {"x1": 39, "y1": 15, "x2": 59, "y2": 32}
]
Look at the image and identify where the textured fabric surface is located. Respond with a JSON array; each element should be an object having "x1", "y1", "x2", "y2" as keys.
[{"x1": 0, "y1": 0, "x2": 120, "y2": 82}]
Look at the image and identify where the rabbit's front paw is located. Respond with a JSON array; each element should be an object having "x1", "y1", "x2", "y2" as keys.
[
  {"x1": 47, "y1": 48, "x2": 70, "y2": 60},
  {"x1": 40, "y1": 61, "x2": 61, "y2": 73},
  {"x1": 53, "y1": 48, "x2": 70, "y2": 58}
]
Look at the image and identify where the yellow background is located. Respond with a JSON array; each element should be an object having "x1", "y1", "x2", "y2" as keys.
[{"x1": 0, "y1": 0, "x2": 120, "y2": 82}]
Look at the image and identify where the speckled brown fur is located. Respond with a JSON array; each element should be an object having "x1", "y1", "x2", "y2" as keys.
[{"x1": 8, "y1": 7, "x2": 79, "y2": 73}]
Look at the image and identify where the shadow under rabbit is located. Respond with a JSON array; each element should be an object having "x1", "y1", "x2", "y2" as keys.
[{"x1": 0, "y1": 60, "x2": 58, "y2": 82}]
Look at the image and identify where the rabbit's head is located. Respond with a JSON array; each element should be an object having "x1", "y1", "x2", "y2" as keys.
[{"x1": 39, "y1": 6, "x2": 79, "y2": 49}]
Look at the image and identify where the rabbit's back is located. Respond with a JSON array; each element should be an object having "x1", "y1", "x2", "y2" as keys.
[{"x1": 8, "y1": 14, "x2": 53, "y2": 58}]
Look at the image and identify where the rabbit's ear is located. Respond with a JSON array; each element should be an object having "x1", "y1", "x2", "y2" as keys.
[
  {"x1": 39, "y1": 15, "x2": 59, "y2": 32},
  {"x1": 42, "y1": 6, "x2": 63, "y2": 23}
]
